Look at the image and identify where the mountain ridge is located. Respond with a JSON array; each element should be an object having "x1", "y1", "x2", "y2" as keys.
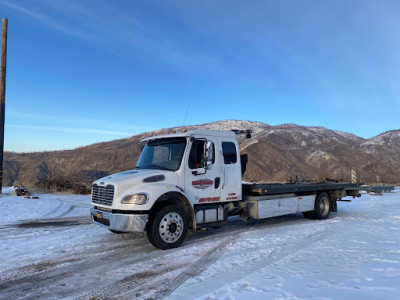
[{"x1": 4, "y1": 120, "x2": 400, "y2": 192}]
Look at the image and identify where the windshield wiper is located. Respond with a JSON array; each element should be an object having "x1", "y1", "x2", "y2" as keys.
[{"x1": 142, "y1": 164, "x2": 171, "y2": 171}]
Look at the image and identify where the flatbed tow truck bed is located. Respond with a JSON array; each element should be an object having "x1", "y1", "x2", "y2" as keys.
[{"x1": 241, "y1": 182, "x2": 361, "y2": 220}]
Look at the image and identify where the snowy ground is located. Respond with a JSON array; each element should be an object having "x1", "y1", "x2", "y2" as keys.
[{"x1": 0, "y1": 189, "x2": 399, "y2": 299}]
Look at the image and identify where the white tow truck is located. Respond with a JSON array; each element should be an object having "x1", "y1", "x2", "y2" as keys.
[{"x1": 90, "y1": 129, "x2": 360, "y2": 249}]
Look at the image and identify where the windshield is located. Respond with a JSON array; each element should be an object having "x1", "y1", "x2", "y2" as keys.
[{"x1": 136, "y1": 137, "x2": 187, "y2": 171}]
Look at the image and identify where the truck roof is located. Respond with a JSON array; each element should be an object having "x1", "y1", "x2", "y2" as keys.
[{"x1": 142, "y1": 129, "x2": 236, "y2": 142}]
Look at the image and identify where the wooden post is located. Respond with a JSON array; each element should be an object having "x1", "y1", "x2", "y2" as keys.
[
  {"x1": 0, "y1": 18, "x2": 8, "y2": 193},
  {"x1": 351, "y1": 169, "x2": 356, "y2": 183}
]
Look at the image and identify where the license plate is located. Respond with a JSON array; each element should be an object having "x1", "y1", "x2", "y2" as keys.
[{"x1": 96, "y1": 212, "x2": 103, "y2": 218}]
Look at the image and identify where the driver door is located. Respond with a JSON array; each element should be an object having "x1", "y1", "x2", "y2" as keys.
[{"x1": 184, "y1": 138, "x2": 221, "y2": 204}]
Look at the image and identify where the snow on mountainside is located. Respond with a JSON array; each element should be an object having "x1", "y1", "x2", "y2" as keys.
[
  {"x1": 158, "y1": 121, "x2": 364, "y2": 150},
  {"x1": 154, "y1": 120, "x2": 269, "y2": 135},
  {"x1": 359, "y1": 130, "x2": 400, "y2": 171},
  {"x1": 332, "y1": 130, "x2": 365, "y2": 143},
  {"x1": 362, "y1": 130, "x2": 400, "y2": 147}
]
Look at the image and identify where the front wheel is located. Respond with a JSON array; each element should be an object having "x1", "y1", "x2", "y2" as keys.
[
  {"x1": 146, "y1": 205, "x2": 188, "y2": 250},
  {"x1": 303, "y1": 192, "x2": 331, "y2": 220}
]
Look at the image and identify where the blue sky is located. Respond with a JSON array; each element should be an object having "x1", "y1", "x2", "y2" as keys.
[{"x1": 1, "y1": 0, "x2": 399, "y2": 152}]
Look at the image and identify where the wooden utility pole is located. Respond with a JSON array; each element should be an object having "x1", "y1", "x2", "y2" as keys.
[{"x1": 0, "y1": 18, "x2": 8, "y2": 193}]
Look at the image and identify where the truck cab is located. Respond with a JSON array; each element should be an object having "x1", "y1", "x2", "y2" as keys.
[{"x1": 90, "y1": 130, "x2": 243, "y2": 249}]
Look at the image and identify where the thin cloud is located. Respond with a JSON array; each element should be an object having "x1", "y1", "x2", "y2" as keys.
[
  {"x1": 0, "y1": 0, "x2": 190, "y2": 62},
  {"x1": 0, "y1": 0, "x2": 92, "y2": 40},
  {"x1": 7, "y1": 124, "x2": 132, "y2": 136},
  {"x1": 6, "y1": 111, "x2": 155, "y2": 133},
  {"x1": 0, "y1": 0, "x2": 242, "y2": 79}
]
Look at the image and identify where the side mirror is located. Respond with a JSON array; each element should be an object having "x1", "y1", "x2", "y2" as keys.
[
  {"x1": 192, "y1": 167, "x2": 206, "y2": 176},
  {"x1": 205, "y1": 141, "x2": 214, "y2": 169},
  {"x1": 192, "y1": 138, "x2": 213, "y2": 175}
]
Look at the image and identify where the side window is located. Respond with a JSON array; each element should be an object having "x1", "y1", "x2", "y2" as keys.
[
  {"x1": 189, "y1": 140, "x2": 206, "y2": 169},
  {"x1": 222, "y1": 142, "x2": 237, "y2": 164}
]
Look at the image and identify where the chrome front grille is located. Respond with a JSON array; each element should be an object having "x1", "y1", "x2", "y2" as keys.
[{"x1": 92, "y1": 184, "x2": 114, "y2": 206}]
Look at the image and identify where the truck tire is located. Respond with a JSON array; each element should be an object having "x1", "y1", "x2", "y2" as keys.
[
  {"x1": 146, "y1": 205, "x2": 188, "y2": 250},
  {"x1": 302, "y1": 192, "x2": 331, "y2": 220}
]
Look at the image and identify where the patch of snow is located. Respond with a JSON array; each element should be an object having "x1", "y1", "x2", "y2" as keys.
[
  {"x1": 1, "y1": 186, "x2": 17, "y2": 195},
  {"x1": 0, "y1": 190, "x2": 399, "y2": 299}
]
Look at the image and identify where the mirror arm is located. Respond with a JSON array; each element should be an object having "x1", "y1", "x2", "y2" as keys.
[{"x1": 192, "y1": 169, "x2": 206, "y2": 176}]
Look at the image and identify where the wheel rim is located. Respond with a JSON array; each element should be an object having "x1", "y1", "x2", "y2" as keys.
[
  {"x1": 319, "y1": 197, "x2": 330, "y2": 216},
  {"x1": 159, "y1": 212, "x2": 184, "y2": 243}
]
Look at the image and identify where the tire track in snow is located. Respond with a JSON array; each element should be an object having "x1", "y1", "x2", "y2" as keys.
[
  {"x1": 0, "y1": 214, "x2": 321, "y2": 299},
  {"x1": 80, "y1": 237, "x2": 236, "y2": 300},
  {"x1": 40, "y1": 198, "x2": 65, "y2": 218},
  {"x1": 0, "y1": 215, "x2": 312, "y2": 286},
  {"x1": 147, "y1": 237, "x2": 237, "y2": 300},
  {"x1": 114, "y1": 220, "x2": 308, "y2": 300},
  {"x1": 33, "y1": 197, "x2": 85, "y2": 220},
  {"x1": 76, "y1": 265, "x2": 186, "y2": 300},
  {"x1": 0, "y1": 227, "x2": 237, "y2": 299},
  {"x1": 0, "y1": 233, "x2": 151, "y2": 284},
  {"x1": 0, "y1": 237, "x2": 154, "y2": 299},
  {"x1": 76, "y1": 216, "x2": 311, "y2": 299},
  {"x1": 56, "y1": 205, "x2": 76, "y2": 217},
  {"x1": 119, "y1": 219, "x2": 305, "y2": 300},
  {"x1": 168, "y1": 221, "x2": 339, "y2": 299}
]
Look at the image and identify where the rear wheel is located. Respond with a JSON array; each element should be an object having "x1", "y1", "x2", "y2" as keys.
[
  {"x1": 302, "y1": 192, "x2": 331, "y2": 220},
  {"x1": 146, "y1": 205, "x2": 188, "y2": 250}
]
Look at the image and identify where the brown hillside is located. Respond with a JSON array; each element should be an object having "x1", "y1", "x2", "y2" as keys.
[{"x1": 4, "y1": 120, "x2": 400, "y2": 192}]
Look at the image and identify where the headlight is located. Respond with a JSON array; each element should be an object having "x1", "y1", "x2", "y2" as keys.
[{"x1": 121, "y1": 193, "x2": 148, "y2": 205}]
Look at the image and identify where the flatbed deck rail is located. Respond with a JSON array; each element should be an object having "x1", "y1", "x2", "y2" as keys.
[{"x1": 243, "y1": 182, "x2": 361, "y2": 196}]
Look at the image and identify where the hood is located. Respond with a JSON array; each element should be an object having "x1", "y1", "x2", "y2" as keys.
[{"x1": 93, "y1": 169, "x2": 177, "y2": 186}]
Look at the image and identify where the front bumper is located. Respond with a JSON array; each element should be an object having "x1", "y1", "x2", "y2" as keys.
[{"x1": 90, "y1": 207, "x2": 148, "y2": 232}]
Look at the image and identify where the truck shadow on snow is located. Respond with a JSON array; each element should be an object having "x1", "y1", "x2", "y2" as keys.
[
  {"x1": 15, "y1": 216, "x2": 92, "y2": 228},
  {"x1": 176, "y1": 213, "x2": 314, "y2": 247},
  {"x1": 9, "y1": 211, "x2": 329, "y2": 236},
  {"x1": 106, "y1": 212, "x2": 325, "y2": 250}
]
